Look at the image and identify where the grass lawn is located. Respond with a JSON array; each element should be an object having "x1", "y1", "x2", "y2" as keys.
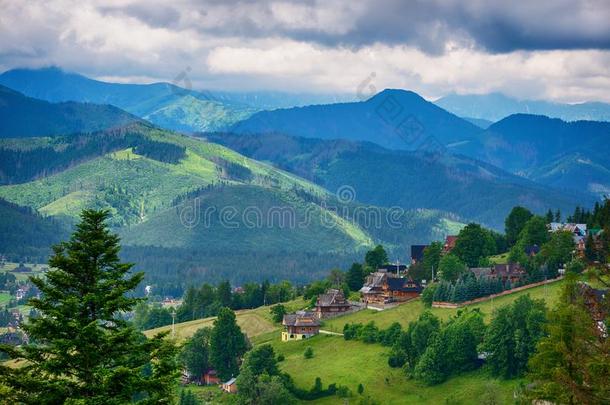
[
  {"x1": 322, "y1": 279, "x2": 563, "y2": 333},
  {"x1": 270, "y1": 333, "x2": 520, "y2": 405},
  {"x1": 144, "y1": 298, "x2": 306, "y2": 341},
  {"x1": 178, "y1": 384, "x2": 232, "y2": 404},
  {"x1": 0, "y1": 292, "x2": 11, "y2": 306},
  {"x1": 489, "y1": 253, "x2": 509, "y2": 264}
]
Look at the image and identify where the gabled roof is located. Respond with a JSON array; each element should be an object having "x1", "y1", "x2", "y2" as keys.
[
  {"x1": 224, "y1": 377, "x2": 237, "y2": 386},
  {"x1": 386, "y1": 277, "x2": 422, "y2": 292},
  {"x1": 283, "y1": 311, "x2": 320, "y2": 327},
  {"x1": 317, "y1": 289, "x2": 349, "y2": 307}
]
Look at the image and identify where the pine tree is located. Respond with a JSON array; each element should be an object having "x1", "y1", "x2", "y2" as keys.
[
  {"x1": 346, "y1": 262, "x2": 364, "y2": 291},
  {"x1": 545, "y1": 209, "x2": 554, "y2": 224},
  {"x1": 210, "y1": 307, "x2": 249, "y2": 380},
  {"x1": 0, "y1": 210, "x2": 179, "y2": 404}
]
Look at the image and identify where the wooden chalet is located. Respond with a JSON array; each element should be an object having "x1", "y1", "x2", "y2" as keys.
[
  {"x1": 222, "y1": 377, "x2": 237, "y2": 393},
  {"x1": 315, "y1": 289, "x2": 351, "y2": 319},
  {"x1": 578, "y1": 282, "x2": 608, "y2": 337},
  {"x1": 282, "y1": 311, "x2": 320, "y2": 341},
  {"x1": 360, "y1": 269, "x2": 422, "y2": 305},
  {"x1": 203, "y1": 369, "x2": 221, "y2": 385},
  {"x1": 443, "y1": 235, "x2": 458, "y2": 253}
]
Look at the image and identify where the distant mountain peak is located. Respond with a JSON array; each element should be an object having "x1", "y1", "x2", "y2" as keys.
[{"x1": 368, "y1": 88, "x2": 425, "y2": 103}]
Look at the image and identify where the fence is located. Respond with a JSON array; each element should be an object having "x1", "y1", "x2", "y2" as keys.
[{"x1": 431, "y1": 277, "x2": 564, "y2": 309}]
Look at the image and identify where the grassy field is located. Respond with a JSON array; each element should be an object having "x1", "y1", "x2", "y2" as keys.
[
  {"x1": 322, "y1": 278, "x2": 563, "y2": 333},
  {"x1": 268, "y1": 333, "x2": 520, "y2": 405},
  {"x1": 0, "y1": 262, "x2": 46, "y2": 282},
  {"x1": 144, "y1": 298, "x2": 306, "y2": 341},
  {"x1": 0, "y1": 292, "x2": 11, "y2": 306}
]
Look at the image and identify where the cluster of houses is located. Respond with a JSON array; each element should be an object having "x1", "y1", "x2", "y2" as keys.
[{"x1": 548, "y1": 222, "x2": 603, "y2": 256}]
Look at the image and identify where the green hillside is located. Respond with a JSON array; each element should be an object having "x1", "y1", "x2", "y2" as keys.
[
  {"x1": 159, "y1": 279, "x2": 565, "y2": 404},
  {"x1": 0, "y1": 124, "x2": 462, "y2": 284},
  {"x1": 0, "y1": 85, "x2": 141, "y2": 138},
  {"x1": 207, "y1": 132, "x2": 587, "y2": 229},
  {"x1": 0, "y1": 68, "x2": 255, "y2": 133}
]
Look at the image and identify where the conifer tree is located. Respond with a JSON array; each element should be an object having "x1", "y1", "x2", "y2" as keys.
[
  {"x1": 210, "y1": 307, "x2": 249, "y2": 380},
  {"x1": 0, "y1": 210, "x2": 179, "y2": 404}
]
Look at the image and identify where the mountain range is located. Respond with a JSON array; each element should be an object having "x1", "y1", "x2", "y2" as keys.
[
  {"x1": 0, "y1": 84, "x2": 140, "y2": 137},
  {"x1": 0, "y1": 119, "x2": 461, "y2": 285},
  {"x1": 436, "y1": 92, "x2": 610, "y2": 123},
  {"x1": 232, "y1": 89, "x2": 482, "y2": 152},
  {"x1": 0, "y1": 67, "x2": 254, "y2": 133},
  {"x1": 0, "y1": 66, "x2": 607, "y2": 286}
]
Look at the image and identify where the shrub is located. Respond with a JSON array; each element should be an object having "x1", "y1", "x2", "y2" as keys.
[
  {"x1": 277, "y1": 354, "x2": 285, "y2": 362},
  {"x1": 357, "y1": 383, "x2": 364, "y2": 395},
  {"x1": 304, "y1": 346, "x2": 314, "y2": 359}
]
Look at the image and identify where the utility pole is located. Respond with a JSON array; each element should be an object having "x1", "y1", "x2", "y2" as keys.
[{"x1": 171, "y1": 307, "x2": 176, "y2": 338}]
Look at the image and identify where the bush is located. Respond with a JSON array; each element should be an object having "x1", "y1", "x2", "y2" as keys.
[
  {"x1": 421, "y1": 284, "x2": 437, "y2": 307},
  {"x1": 357, "y1": 383, "x2": 364, "y2": 395},
  {"x1": 304, "y1": 346, "x2": 314, "y2": 359},
  {"x1": 277, "y1": 354, "x2": 285, "y2": 362},
  {"x1": 359, "y1": 321, "x2": 379, "y2": 343},
  {"x1": 566, "y1": 258, "x2": 586, "y2": 274}
]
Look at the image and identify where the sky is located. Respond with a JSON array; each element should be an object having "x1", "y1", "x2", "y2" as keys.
[{"x1": 1, "y1": 0, "x2": 610, "y2": 102}]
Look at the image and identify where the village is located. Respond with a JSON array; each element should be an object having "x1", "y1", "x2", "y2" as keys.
[
  {"x1": 2, "y1": 213, "x2": 609, "y2": 403},
  {"x1": 170, "y1": 216, "x2": 609, "y2": 399}
]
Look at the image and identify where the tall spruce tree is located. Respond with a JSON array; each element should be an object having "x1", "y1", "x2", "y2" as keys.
[
  {"x1": 210, "y1": 307, "x2": 249, "y2": 380},
  {"x1": 0, "y1": 209, "x2": 179, "y2": 404}
]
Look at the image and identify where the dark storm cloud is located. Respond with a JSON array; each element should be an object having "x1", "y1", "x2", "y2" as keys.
[{"x1": 110, "y1": 0, "x2": 610, "y2": 54}]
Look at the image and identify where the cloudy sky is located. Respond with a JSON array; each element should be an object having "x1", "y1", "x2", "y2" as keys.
[{"x1": 1, "y1": 0, "x2": 610, "y2": 102}]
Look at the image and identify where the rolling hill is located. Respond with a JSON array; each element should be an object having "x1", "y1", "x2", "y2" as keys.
[
  {"x1": 436, "y1": 92, "x2": 610, "y2": 122},
  {"x1": 231, "y1": 89, "x2": 482, "y2": 151},
  {"x1": 206, "y1": 132, "x2": 590, "y2": 229},
  {"x1": 0, "y1": 123, "x2": 462, "y2": 284},
  {"x1": 0, "y1": 67, "x2": 255, "y2": 133},
  {"x1": 0, "y1": 85, "x2": 140, "y2": 138}
]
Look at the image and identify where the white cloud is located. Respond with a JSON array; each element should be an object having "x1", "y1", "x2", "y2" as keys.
[{"x1": 1, "y1": 0, "x2": 610, "y2": 102}]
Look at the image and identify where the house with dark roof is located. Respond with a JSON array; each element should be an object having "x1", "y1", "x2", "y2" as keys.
[
  {"x1": 360, "y1": 269, "x2": 422, "y2": 305},
  {"x1": 410, "y1": 245, "x2": 428, "y2": 264},
  {"x1": 469, "y1": 263, "x2": 526, "y2": 284},
  {"x1": 315, "y1": 289, "x2": 351, "y2": 319},
  {"x1": 282, "y1": 311, "x2": 320, "y2": 341}
]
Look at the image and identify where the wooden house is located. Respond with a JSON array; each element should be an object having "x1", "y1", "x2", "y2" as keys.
[
  {"x1": 282, "y1": 311, "x2": 320, "y2": 341},
  {"x1": 470, "y1": 263, "x2": 526, "y2": 284},
  {"x1": 443, "y1": 235, "x2": 458, "y2": 253},
  {"x1": 222, "y1": 377, "x2": 237, "y2": 393},
  {"x1": 360, "y1": 270, "x2": 422, "y2": 305},
  {"x1": 203, "y1": 369, "x2": 221, "y2": 385},
  {"x1": 315, "y1": 289, "x2": 351, "y2": 319}
]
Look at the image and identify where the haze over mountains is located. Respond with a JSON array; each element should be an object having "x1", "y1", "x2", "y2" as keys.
[
  {"x1": 0, "y1": 66, "x2": 607, "y2": 285},
  {"x1": 436, "y1": 92, "x2": 610, "y2": 123}
]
